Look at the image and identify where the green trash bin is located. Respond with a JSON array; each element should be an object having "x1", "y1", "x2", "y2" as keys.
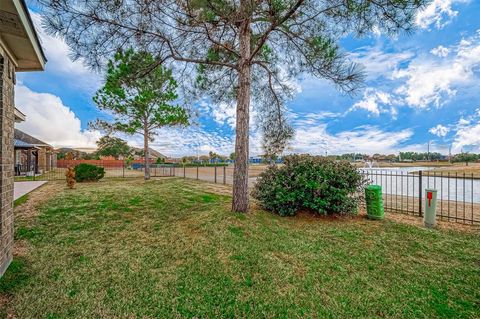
[{"x1": 365, "y1": 185, "x2": 384, "y2": 220}]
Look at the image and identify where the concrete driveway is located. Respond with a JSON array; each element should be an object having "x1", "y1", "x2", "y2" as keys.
[{"x1": 14, "y1": 181, "x2": 47, "y2": 200}]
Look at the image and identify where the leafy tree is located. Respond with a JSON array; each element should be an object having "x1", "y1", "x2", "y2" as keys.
[
  {"x1": 92, "y1": 49, "x2": 189, "y2": 180},
  {"x1": 96, "y1": 135, "x2": 131, "y2": 160},
  {"x1": 41, "y1": 0, "x2": 428, "y2": 212},
  {"x1": 208, "y1": 151, "x2": 218, "y2": 161},
  {"x1": 181, "y1": 156, "x2": 197, "y2": 163},
  {"x1": 261, "y1": 153, "x2": 278, "y2": 165},
  {"x1": 336, "y1": 153, "x2": 366, "y2": 161},
  {"x1": 229, "y1": 152, "x2": 236, "y2": 161},
  {"x1": 57, "y1": 152, "x2": 66, "y2": 160},
  {"x1": 199, "y1": 155, "x2": 210, "y2": 164},
  {"x1": 399, "y1": 151, "x2": 444, "y2": 161},
  {"x1": 453, "y1": 152, "x2": 478, "y2": 166}
]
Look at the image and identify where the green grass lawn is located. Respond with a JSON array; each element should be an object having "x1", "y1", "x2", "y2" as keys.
[
  {"x1": 13, "y1": 194, "x2": 29, "y2": 208},
  {"x1": 3, "y1": 178, "x2": 479, "y2": 318}
]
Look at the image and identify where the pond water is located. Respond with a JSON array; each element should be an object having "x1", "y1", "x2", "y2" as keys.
[{"x1": 360, "y1": 167, "x2": 480, "y2": 204}]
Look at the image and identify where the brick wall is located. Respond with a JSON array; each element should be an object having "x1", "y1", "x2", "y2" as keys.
[
  {"x1": 0, "y1": 48, "x2": 15, "y2": 276},
  {"x1": 37, "y1": 148, "x2": 47, "y2": 171}
]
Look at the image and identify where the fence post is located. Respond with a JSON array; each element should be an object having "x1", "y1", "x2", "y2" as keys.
[
  {"x1": 223, "y1": 166, "x2": 226, "y2": 184},
  {"x1": 183, "y1": 165, "x2": 186, "y2": 178},
  {"x1": 197, "y1": 163, "x2": 199, "y2": 180},
  {"x1": 122, "y1": 160, "x2": 125, "y2": 178},
  {"x1": 418, "y1": 170, "x2": 423, "y2": 217},
  {"x1": 214, "y1": 166, "x2": 217, "y2": 183}
]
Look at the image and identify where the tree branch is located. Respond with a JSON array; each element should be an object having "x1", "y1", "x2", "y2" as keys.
[{"x1": 249, "y1": 0, "x2": 305, "y2": 62}]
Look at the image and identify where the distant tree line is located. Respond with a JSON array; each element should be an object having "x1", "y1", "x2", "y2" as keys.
[
  {"x1": 57, "y1": 136, "x2": 159, "y2": 163},
  {"x1": 334, "y1": 152, "x2": 480, "y2": 164},
  {"x1": 452, "y1": 153, "x2": 480, "y2": 165},
  {"x1": 181, "y1": 151, "x2": 230, "y2": 164},
  {"x1": 399, "y1": 152, "x2": 443, "y2": 161}
]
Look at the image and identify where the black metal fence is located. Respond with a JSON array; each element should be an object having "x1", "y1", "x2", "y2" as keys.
[
  {"x1": 360, "y1": 169, "x2": 479, "y2": 225},
  {"x1": 174, "y1": 165, "x2": 235, "y2": 185},
  {"x1": 174, "y1": 165, "x2": 480, "y2": 225},
  {"x1": 15, "y1": 162, "x2": 479, "y2": 225},
  {"x1": 14, "y1": 162, "x2": 176, "y2": 181}
]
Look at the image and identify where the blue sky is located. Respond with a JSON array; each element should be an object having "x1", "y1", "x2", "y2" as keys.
[{"x1": 15, "y1": 0, "x2": 480, "y2": 157}]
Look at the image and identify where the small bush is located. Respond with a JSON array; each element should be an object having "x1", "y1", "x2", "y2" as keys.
[
  {"x1": 65, "y1": 167, "x2": 76, "y2": 188},
  {"x1": 252, "y1": 154, "x2": 366, "y2": 217},
  {"x1": 74, "y1": 163, "x2": 105, "y2": 182}
]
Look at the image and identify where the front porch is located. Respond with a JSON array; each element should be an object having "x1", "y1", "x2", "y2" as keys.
[{"x1": 14, "y1": 138, "x2": 39, "y2": 176}]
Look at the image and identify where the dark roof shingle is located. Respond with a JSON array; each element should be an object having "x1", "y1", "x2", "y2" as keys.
[{"x1": 14, "y1": 129, "x2": 51, "y2": 147}]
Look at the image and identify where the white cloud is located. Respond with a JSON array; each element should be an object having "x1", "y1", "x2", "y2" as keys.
[
  {"x1": 416, "y1": 0, "x2": 469, "y2": 30},
  {"x1": 137, "y1": 109, "x2": 417, "y2": 157},
  {"x1": 290, "y1": 124, "x2": 413, "y2": 155},
  {"x1": 210, "y1": 102, "x2": 237, "y2": 129},
  {"x1": 350, "y1": 88, "x2": 393, "y2": 116},
  {"x1": 30, "y1": 13, "x2": 101, "y2": 92},
  {"x1": 430, "y1": 45, "x2": 450, "y2": 57},
  {"x1": 15, "y1": 84, "x2": 101, "y2": 148},
  {"x1": 393, "y1": 31, "x2": 480, "y2": 108},
  {"x1": 429, "y1": 124, "x2": 450, "y2": 137},
  {"x1": 351, "y1": 48, "x2": 414, "y2": 80},
  {"x1": 290, "y1": 111, "x2": 342, "y2": 127},
  {"x1": 451, "y1": 109, "x2": 480, "y2": 152},
  {"x1": 141, "y1": 125, "x2": 264, "y2": 157}
]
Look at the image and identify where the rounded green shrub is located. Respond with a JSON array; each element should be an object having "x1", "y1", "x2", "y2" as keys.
[
  {"x1": 252, "y1": 154, "x2": 366, "y2": 216},
  {"x1": 74, "y1": 163, "x2": 105, "y2": 182}
]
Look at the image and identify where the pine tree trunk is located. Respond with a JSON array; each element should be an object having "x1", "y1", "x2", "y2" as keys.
[
  {"x1": 144, "y1": 126, "x2": 150, "y2": 180},
  {"x1": 232, "y1": 16, "x2": 251, "y2": 213}
]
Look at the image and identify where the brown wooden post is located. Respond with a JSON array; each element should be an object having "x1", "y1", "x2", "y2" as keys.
[{"x1": 223, "y1": 166, "x2": 226, "y2": 184}]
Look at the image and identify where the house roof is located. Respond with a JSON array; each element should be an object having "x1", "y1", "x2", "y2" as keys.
[
  {"x1": 14, "y1": 129, "x2": 51, "y2": 147},
  {"x1": 131, "y1": 147, "x2": 167, "y2": 159},
  {"x1": 14, "y1": 138, "x2": 36, "y2": 149},
  {"x1": 0, "y1": 0, "x2": 46, "y2": 71}
]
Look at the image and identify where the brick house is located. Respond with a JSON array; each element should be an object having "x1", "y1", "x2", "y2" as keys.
[
  {"x1": 14, "y1": 128, "x2": 56, "y2": 175},
  {"x1": 0, "y1": 0, "x2": 46, "y2": 276},
  {"x1": 130, "y1": 147, "x2": 167, "y2": 162}
]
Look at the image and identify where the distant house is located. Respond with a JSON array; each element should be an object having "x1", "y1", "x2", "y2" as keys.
[
  {"x1": 14, "y1": 129, "x2": 56, "y2": 175},
  {"x1": 249, "y1": 156, "x2": 263, "y2": 164},
  {"x1": 131, "y1": 147, "x2": 167, "y2": 162}
]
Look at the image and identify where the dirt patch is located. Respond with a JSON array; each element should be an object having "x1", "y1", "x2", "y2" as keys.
[
  {"x1": 14, "y1": 181, "x2": 64, "y2": 220},
  {"x1": 180, "y1": 178, "x2": 233, "y2": 196},
  {"x1": 384, "y1": 211, "x2": 479, "y2": 233}
]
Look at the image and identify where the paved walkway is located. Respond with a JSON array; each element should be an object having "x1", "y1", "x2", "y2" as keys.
[{"x1": 14, "y1": 181, "x2": 47, "y2": 200}]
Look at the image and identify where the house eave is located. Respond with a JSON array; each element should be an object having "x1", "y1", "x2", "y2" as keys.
[
  {"x1": 14, "y1": 107, "x2": 26, "y2": 122},
  {"x1": 0, "y1": 0, "x2": 47, "y2": 71}
]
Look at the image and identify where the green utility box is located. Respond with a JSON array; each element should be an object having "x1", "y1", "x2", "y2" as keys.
[
  {"x1": 424, "y1": 189, "x2": 438, "y2": 228},
  {"x1": 365, "y1": 185, "x2": 384, "y2": 220}
]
